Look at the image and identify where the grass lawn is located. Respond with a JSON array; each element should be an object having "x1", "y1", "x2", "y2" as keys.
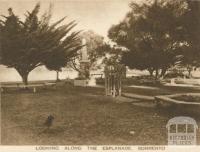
[{"x1": 1, "y1": 84, "x2": 200, "y2": 145}]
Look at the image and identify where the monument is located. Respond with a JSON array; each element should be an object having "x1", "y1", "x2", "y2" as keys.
[
  {"x1": 74, "y1": 39, "x2": 96, "y2": 86},
  {"x1": 79, "y1": 39, "x2": 90, "y2": 79}
]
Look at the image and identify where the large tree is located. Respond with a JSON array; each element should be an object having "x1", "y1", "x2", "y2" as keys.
[
  {"x1": 0, "y1": 3, "x2": 82, "y2": 85},
  {"x1": 178, "y1": 0, "x2": 200, "y2": 77},
  {"x1": 108, "y1": 0, "x2": 190, "y2": 79}
]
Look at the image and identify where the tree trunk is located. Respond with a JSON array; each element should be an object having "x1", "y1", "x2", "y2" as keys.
[
  {"x1": 56, "y1": 71, "x2": 60, "y2": 82},
  {"x1": 155, "y1": 69, "x2": 159, "y2": 80},
  {"x1": 148, "y1": 68, "x2": 154, "y2": 76},
  {"x1": 22, "y1": 74, "x2": 28, "y2": 86},
  {"x1": 160, "y1": 67, "x2": 167, "y2": 78},
  {"x1": 15, "y1": 68, "x2": 29, "y2": 86},
  {"x1": 187, "y1": 65, "x2": 192, "y2": 78},
  {"x1": 188, "y1": 70, "x2": 191, "y2": 78}
]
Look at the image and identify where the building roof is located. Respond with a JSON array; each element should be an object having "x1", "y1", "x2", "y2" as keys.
[{"x1": 166, "y1": 116, "x2": 198, "y2": 128}]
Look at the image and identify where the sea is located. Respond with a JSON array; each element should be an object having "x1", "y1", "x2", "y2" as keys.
[
  {"x1": 0, "y1": 65, "x2": 78, "y2": 82},
  {"x1": 0, "y1": 65, "x2": 200, "y2": 83}
]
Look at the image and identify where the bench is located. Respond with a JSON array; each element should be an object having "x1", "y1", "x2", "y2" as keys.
[{"x1": 1, "y1": 82, "x2": 56, "y2": 93}]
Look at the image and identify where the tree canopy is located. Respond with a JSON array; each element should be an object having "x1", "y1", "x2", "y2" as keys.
[
  {"x1": 177, "y1": 0, "x2": 200, "y2": 76},
  {"x1": 0, "y1": 3, "x2": 82, "y2": 84},
  {"x1": 108, "y1": 0, "x2": 200, "y2": 78}
]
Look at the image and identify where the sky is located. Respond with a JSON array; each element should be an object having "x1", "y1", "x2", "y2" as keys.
[{"x1": 0, "y1": 0, "x2": 135, "y2": 39}]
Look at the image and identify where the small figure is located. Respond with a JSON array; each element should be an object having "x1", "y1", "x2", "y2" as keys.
[{"x1": 44, "y1": 115, "x2": 54, "y2": 129}]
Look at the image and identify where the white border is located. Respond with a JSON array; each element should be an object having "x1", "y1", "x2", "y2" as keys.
[{"x1": 0, "y1": 145, "x2": 200, "y2": 152}]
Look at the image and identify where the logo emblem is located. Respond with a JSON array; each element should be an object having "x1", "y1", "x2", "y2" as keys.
[{"x1": 166, "y1": 116, "x2": 198, "y2": 145}]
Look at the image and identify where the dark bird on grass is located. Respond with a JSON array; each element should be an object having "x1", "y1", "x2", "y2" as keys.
[{"x1": 44, "y1": 115, "x2": 54, "y2": 129}]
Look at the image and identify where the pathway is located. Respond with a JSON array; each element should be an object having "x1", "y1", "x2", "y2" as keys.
[
  {"x1": 127, "y1": 85, "x2": 159, "y2": 90},
  {"x1": 122, "y1": 93, "x2": 154, "y2": 101},
  {"x1": 114, "y1": 92, "x2": 156, "y2": 108}
]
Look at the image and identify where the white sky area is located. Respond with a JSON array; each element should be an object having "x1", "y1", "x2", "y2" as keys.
[{"x1": 0, "y1": 0, "x2": 136, "y2": 39}]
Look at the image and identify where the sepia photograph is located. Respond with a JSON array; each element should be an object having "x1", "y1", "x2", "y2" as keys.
[{"x1": 0, "y1": 0, "x2": 200, "y2": 147}]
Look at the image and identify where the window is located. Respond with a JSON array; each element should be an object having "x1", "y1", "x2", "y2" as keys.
[
  {"x1": 187, "y1": 124, "x2": 194, "y2": 133},
  {"x1": 170, "y1": 124, "x2": 176, "y2": 133},
  {"x1": 178, "y1": 124, "x2": 186, "y2": 133}
]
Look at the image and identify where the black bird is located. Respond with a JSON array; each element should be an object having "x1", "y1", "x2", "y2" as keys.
[{"x1": 44, "y1": 115, "x2": 54, "y2": 129}]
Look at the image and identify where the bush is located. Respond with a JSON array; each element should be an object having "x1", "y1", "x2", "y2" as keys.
[
  {"x1": 133, "y1": 76, "x2": 161, "y2": 86},
  {"x1": 74, "y1": 77, "x2": 88, "y2": 80},
  {"x1": 164, "y1": 71, "x2": 185, "y2": 79},
  {"x1": 96, "y1": 76, "x2": 161, "y2": 86},
  {"x1": 96, "y1": 78, "x2": 105, "y2": 85}
]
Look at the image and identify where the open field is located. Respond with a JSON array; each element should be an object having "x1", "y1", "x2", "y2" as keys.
[{"x1": 1, "y1": 84, "x2": 200, "y2": 145}]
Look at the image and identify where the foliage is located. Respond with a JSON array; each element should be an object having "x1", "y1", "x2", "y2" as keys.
[
  {"x1": 177, "y1": 0, "x2": 200, "y2": 76},
  {"x1": 79, "y1": 30, "x2": 105, "y2": 68},
  {"x1": 164, "y1": 70, "x2": 185, "y2": 79},
  {"x1": 108, "y1": 0, "x2": 199, "y2": 79},
  {"x1": 72, "y1": 30, "x2": 105, "y2": 72},
  {"x1": 0, "y1": 3, "x2": 82, "y2": 84}
]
